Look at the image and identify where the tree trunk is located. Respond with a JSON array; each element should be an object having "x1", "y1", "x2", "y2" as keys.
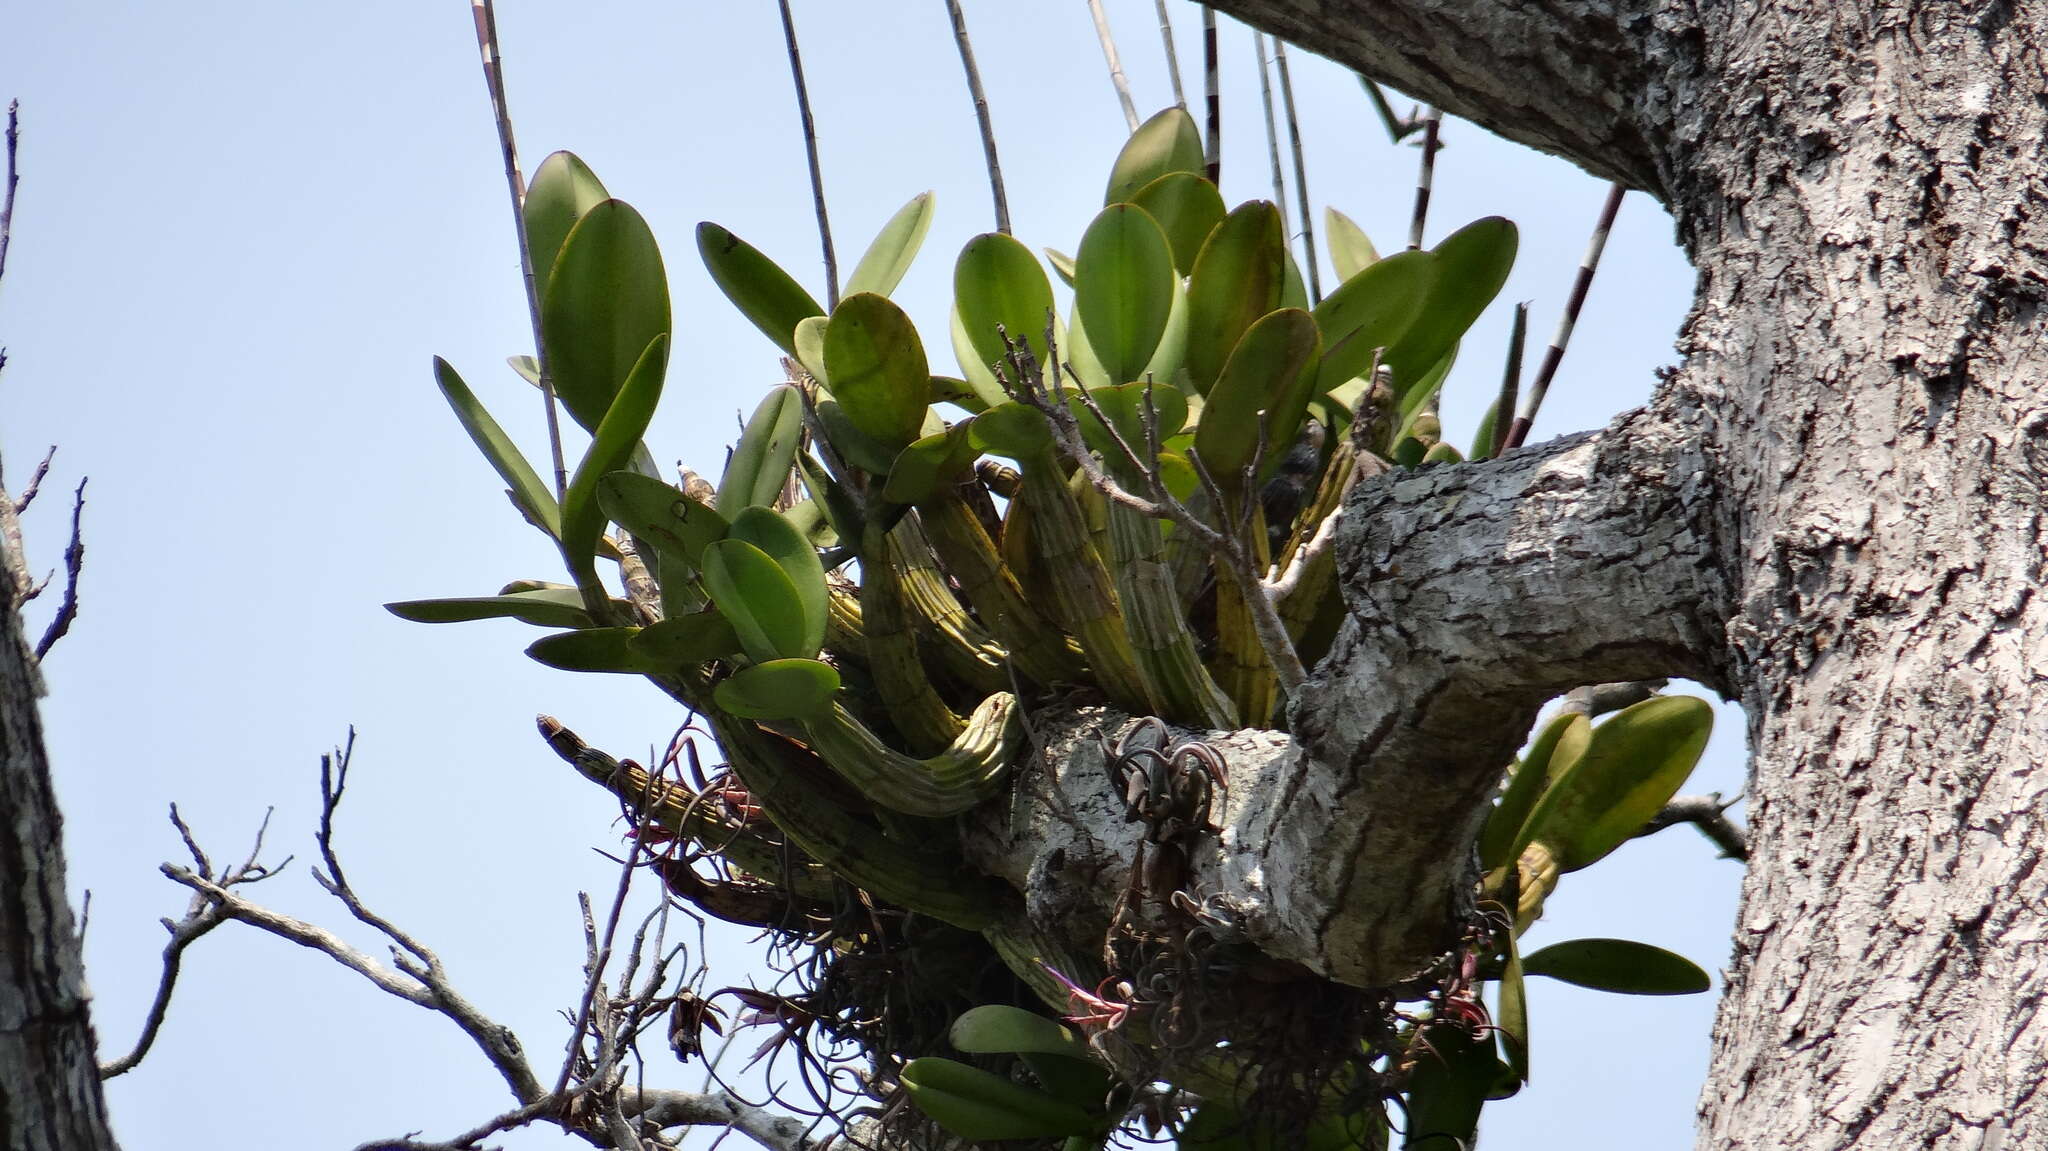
[
  {"x1": 0, "y1": 517, "x2": 122, "y2": 1149},
  {"x1": 1182, "y1": 1, "x2": 2048, "y2": 1147}
]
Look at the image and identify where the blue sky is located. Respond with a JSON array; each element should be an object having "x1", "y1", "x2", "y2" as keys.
[{"x1": 1, "y1": 3, "x2": 1735, "y2": 1147}]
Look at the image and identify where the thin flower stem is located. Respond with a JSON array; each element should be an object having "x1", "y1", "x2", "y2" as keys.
[
  {"x1": 1087, "y1": 0, "x2": 1141, "y2": 132},
  {"x1": 1155, "y1": 0, "x2": 1186, "y2": 109},
  {"x1": 777, "y1": 0, "x2": 838, "y2": 310},
  {"x1": 469, "y1": 0, "x2": 568, "y2": 502},
  {"x1": 1201, "y1": 9, "x2": 1221, "y2": 183},
  {"x1": 1273, "y1": 40, "x2": 1320, "y2": 303},
  {"x1": 1505, "y1": 182, "x2": 1626, "y2": 450},
  {"x1": 944, "y1": 0, "x2": 1010, "y2": 234},
  {"x1": 1407, "y1": 106, "x2": 1442, "y2": 251},
  {"x1": 1254, "y1": 34, "x2": 1289, "y2": 236}
]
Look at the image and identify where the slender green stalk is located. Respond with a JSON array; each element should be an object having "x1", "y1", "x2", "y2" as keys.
[
  {"x1": 777, "y1": 0, "x2": 839, "y2": 310},
  {"x1": 1273, "y1": 40, "x2": 1321, "y2": 303},
  {"x1": 943, "y1": 0, "x2": 1009, "y2": 234},
  {"x1": 1086, "y1": 0, "x2": 1141, "y2": 132},
  {"x1": 1505, "y1": 183, "x2": 1627, "y2": 450},
  {"x1": 469, "y1": 0, "x2": 567, "y2": 502}
]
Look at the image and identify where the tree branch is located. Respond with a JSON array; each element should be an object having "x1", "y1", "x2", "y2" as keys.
[
  {"x1": 1200, "y1": 0, "x2": 1666, "y2": 194},
  {"x1": 971, "y1": 394, "x2": 1734, "y2": 987}
]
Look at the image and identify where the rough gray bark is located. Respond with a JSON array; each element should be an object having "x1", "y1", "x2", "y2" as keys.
[
  {"x1": 0, "y1": 512, "x2": 121, "y2": 1150},
  {"x1": 1173, "y1": 1, "x2": 2047, "y2": 1147}
]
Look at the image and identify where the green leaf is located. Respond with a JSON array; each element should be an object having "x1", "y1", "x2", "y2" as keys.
[
  {"x1": 814, "y1": 397, "x2": 900, "y2": 477},
  {"x1": 1193, "y1": 308, "x2": 1320, "y2": 490},
  {"x1": 1381, "y1": 216, "x2": 1517, "y2": 392},
  {"x1": 1185, "y1": 201, "x2": 1285, "y2": 395},
  {"x1": 726, "y1": 505, "x2": 828, "y2": 659},
  {"x1": 560, "y1": 336, "x2": 669, "y2": 584},
  {"x1": 1067, "y1": 382, "x2": 1187, "y2": 468},
  {"x1": 900, "y1": 1057, "x2": 1099, "y2": 1142},
  {"x1": 1480, "y1": 712, "x2": 1592, "y2": 871},
  {"x1": 792, "y1": 315, "x2": 830, "y2": 386},
  {"x1": 1312, "y1": 248, "x2": 1434, "y2": 393},
  {"x1": 541, "y1": 200, "x2": 671, "y2": 432},
  {"x1": 954, "y1": 232, "x2": 1054, "y2": 403},
  {"x1": 700, "y1": 538, "x2": 809, "y2": 663},
  {"x1": 523, "y1": 151, "x2": 609, "y2": 299},
  {"x1": 1044, "y1": 247, "x2": 1078, "y2": 288},
  {"x1": 883, "y1": 419, "x2": 980, "y2": 505},
  {"x1": 596, "y1": 472, "x2": 729, "y2": 570},
  {"x1": 1324, "y1": 206, "x2": 1379, "y2": 282},
  {"x1": 717, "y1": 385, "x2": 805, "y2": 515},
  {"x1": 1521, "y1": 695, "x2": 1715, "y2": 872},
  {"x1": 1129, "y1": 171, "x2": 1226, "y2": 275},
  {"x1": 968, "y1": 401, "x2": 1054, "y2": 461},
  {"x1": 797, "y1": 451, "x2": 865, "y2": 543},
  {"x1": 824, "y1": 293, "x2": 932, "y2": 450},
  {"x1": 949, "y1": 1005, "x2": 1091, "y2": 1059},
  {"x1": 1074, "y1": 203, "x2": 1177, "y2": 386},
  {"x1": 1104, "y1": 106, "x2": 1204, "y2": 205},
  {"x1": 696, "y1": 221, "x2": 825, "y2": 357},
  {"x1": 432, "y1": 358, "x2": 561, "y2": 538},
  {"x1": 629, "y1": 609, "x2": 742, "y2": 667},
  {"x1": 714, "y1": 658, "x2": 841, "y2": 719},
  {"x1": 1521, "y1": 938, "x2": 1712, "y2": 995},
  {"x1": 384, "y1": 589, "x2": 592, "y2": 629},
  {"x1": 1498, "y1": 932, "x2": 1530, "y2": 1083},
  {"x1": 526, "y1": 627, "x2": 655, "y2": 674},
  {"x1": 845, "y1": 191, "x2": 936, "y2": 298},
  {"x1": 1402, "y1": 1024, "x2": 1504, "y2": 1151}
]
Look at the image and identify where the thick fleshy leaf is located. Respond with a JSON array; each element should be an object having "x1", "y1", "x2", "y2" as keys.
[
  {"x1": 1521, "y1": 695, "x2": 1715, "y2": 872},
  {"x1": 384, "y1": 589, "x2": 592, "y2": 629},
  {"x1": 596, "y1": 472, "x2": 728, "y2": 569},
  {"x1": 541, "y1": 200, "x2": 671, "y2": 432},
  {"x1": 900, "y1": 1057, "x2": 1099, "y2": 1142},
  {"x1": 560, "y1": 336, "x2": 669, "y2": 581},
  {"x1": 433, "y1": 358, "x2": 561, "y2": 538},
  {"x1": 814, "y1": 398, "x2": 899, "y2": 477},
  {"x1": 1312, "y1": 248, "x2": 1433, "y2": 392},
  {"x1": 700, "y1": 538, "x2": 809, "y2": 663},
  {"x1": 949, "y1": 1005, "x2": 1090, "y2": 1059},
  {"x1": 717, "y1": 385, "x2": 805, "y2": 515},
  {"x1": 1193, "y1": 309, "x2": 1320, "y2": 490},
  {"x1": 726, "y1": 505, "x2": 828, "y2": 659},
  {"x1": 1129, "y1": 171, "x2": 1226, "y2": 275},
  {"x1": 793, "y1": 315, "x2": 830, "y2": 386},
  {"x1": 928, "y1": 375, "x2": 984, "y2": 412},
  {"x1": 1381, "y1": 216, "x2": 1517, "y2": 391},
  {"x1": 1185, "y1": 201, "x2": 1286, "y2": 395},
  {"x1": 845, "y1": 191, "x2": 936, "y2": 298},
  {"x1": 714, "y1": 658, "x2": 841, "y2": 719},
  {"x1": 1480, "y1": 712, "x2": 1593, "y2": 870},
  {"x1": 1498, "y1": 932, "x2": 1530, "y2": 1083},
  {"x1": 825, "y1": 293, "x2": 931, "y2": 450},
  {"x1": 629, "y1": 609, "x2": 742, "y2": 667},
  {"x1": 1075, "y1": 203, "x2": 1177, "y2": 386},
  {"x1": 883, "y1": 420, "x2": 980, "y2": 505},
  {"x1": 526, "y1": 627, "x2": 654, "y2": 674},
  {"x1": 797, "y1": 451, "x2": 865, "y2": 542},
  {"x1": 1324, "y1": 206, "x2": 1379, "y2": 282},
  {"x1": 1402, "y1": 1024, "x2": 1505, "y2": 1151},
  {"x1": 696, "y1": 221, "x2": 824, "y2": 356},
  {"x1": 1044, "y1": 247, "x2": 1078, "y2": 288},
  {"x1": 523, "y1": 151, "x2": 609, "y2": 299},
  {"x1": 1104, "y1": 106, "x2": 1205, "y2": 205},
  {"x1": 1521, "y1": 938, "x2": 1712, "y2": 995},
  {"x1": 954, "y1": 233, "x2": 1055, "y2": 402},
  {"x1": 968, "y1": 402, "x2": 1054, "y2": 461}
]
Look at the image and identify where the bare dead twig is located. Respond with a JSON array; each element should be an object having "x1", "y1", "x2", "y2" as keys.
[
  {"x1": 1, "y1": 99, "x2": 19, "y2": 287},
  {"x1": 1636, "y1": 793, "x2": 1750, "y2": 862},
  {"x1": 100, "y1": 806, "x2": 290, "y2": 1078},
  {"x1": 1504, "y1": 181, "x2": 1627, "y2": 451},
  {"x1": 1358, "y1": 75, "x2": 1427, "y2": 143},
  {"x1": 13, "y1": 445, "x2": 54, "y2": 513},
  {"x1": 32, "y1": 477, "x2": 85, "y2": 659},
  {"x1": 1272, "y1": 40, "x2": 1320, "y2": 303},
  {"x1": 1154, "y1": 0, "x2": 1185, "y2": 109},
  {"x1": 1253, "y1": 33, "x2": 1289, "y2": 243}
]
